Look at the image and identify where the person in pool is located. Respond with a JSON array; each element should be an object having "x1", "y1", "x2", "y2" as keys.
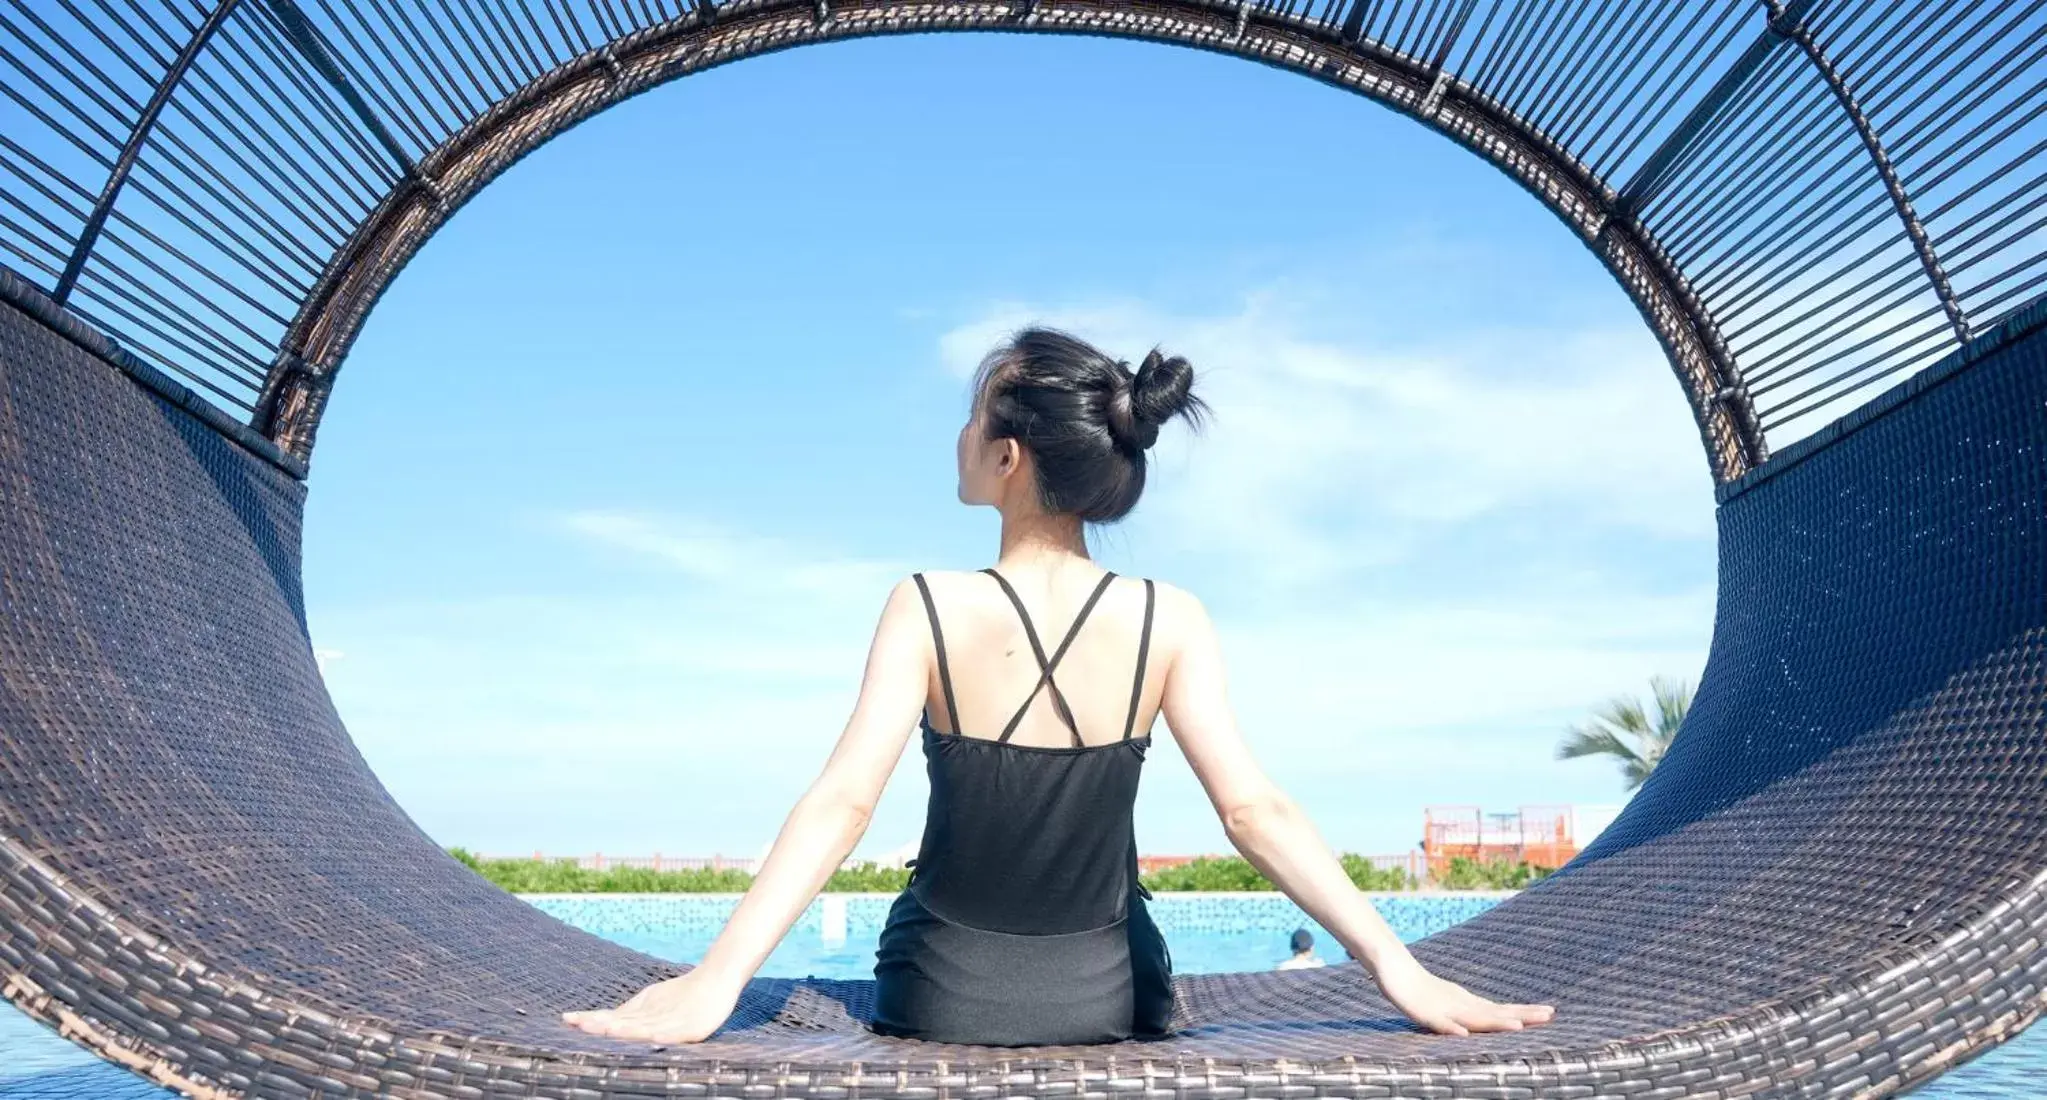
[
  {"x1": 1277, "y1": 928, "x2": 1327, "y2": 970},
  {"x1": 561, "y1": 327, "x2": 1556, "y2": 1047}
]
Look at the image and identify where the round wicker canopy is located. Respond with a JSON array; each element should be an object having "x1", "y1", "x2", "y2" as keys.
[
  {"x1": 6, "y1": 1, "x2": 2042, "y2": 478},
  {"x1": 0, "y1": 3, "x2": 2043, "y2": 1099}
]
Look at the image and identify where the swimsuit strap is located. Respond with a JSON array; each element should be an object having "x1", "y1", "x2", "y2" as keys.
[
  {"x1": 983, "y1": 568, "x2": 1090, "y2": 745},
  {"x1": 1122, "y1": 579, "x2": 1156, "y2": 741},
  {"x1": 984, "y1": 569, "x2": 1117, "y2": 746},
  {"x1": 912, "y1": 573, "x2": 961, "y2": 734}
]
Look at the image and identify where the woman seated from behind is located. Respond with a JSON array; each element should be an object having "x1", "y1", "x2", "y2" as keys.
[{"x1": 564, "y1": 327, "x2": 1555, "y2": 1045}]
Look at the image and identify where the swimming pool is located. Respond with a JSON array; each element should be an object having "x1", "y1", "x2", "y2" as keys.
[
  {"x1": 0, "y1": 893, "x2": 2035, "y2": 1097},
  {"x1": 523, "y1": 890, "x2": 1509, "y2": 975}
]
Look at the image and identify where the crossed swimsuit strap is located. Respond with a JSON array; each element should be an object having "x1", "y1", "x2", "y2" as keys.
[
  {"x1": 910, "y1": 571, "x2": 1157, "y2": 746},
  {"x1": 983, "y1": 568, "x2": 1115, "y2": 746}
]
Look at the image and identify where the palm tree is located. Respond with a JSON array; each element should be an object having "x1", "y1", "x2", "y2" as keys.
[{"x1": 1557, "y1": 676, "x2": 1692, "y2": 790}]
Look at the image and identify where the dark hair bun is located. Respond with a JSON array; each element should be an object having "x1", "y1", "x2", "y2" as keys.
[
  {"x1": 1108, "y1": 348, "x2": 1201, "y2": 452},
  {"x1": 972, "y1": 327, "x2": 1209, "y2": 524},
  {"x1": 1133, "y1": 348, "x2": 1198, "y2": 431}
]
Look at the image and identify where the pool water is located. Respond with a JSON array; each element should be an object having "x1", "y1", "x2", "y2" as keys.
[
  {"x1": 531, "y1": 891, "x2": 1507, "y2": 977},
  {"x1": 0, "y1": 893, "x2": 2036, "y2": 1097}
]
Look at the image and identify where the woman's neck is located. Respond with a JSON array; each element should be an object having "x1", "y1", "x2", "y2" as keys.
[{"x1": 995, "y1": 509, "x2": 1090, "y2": 571}]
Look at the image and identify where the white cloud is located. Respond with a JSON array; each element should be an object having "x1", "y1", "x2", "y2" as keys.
[
  {"x1": 936, "y1": 291, "x2": 1718, "y2": 592},
  {"x1": 318, "y1": 289, "x2": 1719, "y2": 858},
  {"x1": 314, "y1": 580, "x2": 930, "y2": 855},
  {"x1": 1705, "y1": 219, "x2": 1961, "y2": 448},
  {"x1": 558, "y1": 511, "x2": 905, "y2": 598},
  {"x1": 920, "y1": 292, "x2": 1717, "y2": 844},
  {"x1": 1215, "y1": 587, "x2": 1714, "y2": 751}
]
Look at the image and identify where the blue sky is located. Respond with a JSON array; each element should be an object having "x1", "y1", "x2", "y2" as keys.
[{"x1": 301, "y1": 32, "x2": 1720, "y2": 862}]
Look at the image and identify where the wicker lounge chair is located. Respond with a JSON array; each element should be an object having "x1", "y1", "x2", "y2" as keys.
[{"x1": 0, "y1": 2, "x2": 2041, "y2": 1096}]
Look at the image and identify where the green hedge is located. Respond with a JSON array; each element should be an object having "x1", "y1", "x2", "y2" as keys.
[
  {"x1": 448, "y1": 849, "x2": 912, "y2": 894},
  {"x1": 447, "y1": 848, "x2": 755, "y2": 893},
  {"x1": 1433, "y1": 855, "x2": 1555, "y2": 890},
  {"x1": 1136, "y1": 854, "x2": 1418, "y2": 892},
  {"x1": 1139, "y1": 855, "x2": 1276, "y2": 892},
  {"x1": 824, "y1": 862, "x2": 915, "y2": 892},
  {"x1": 449, "y1": 849, "x2": 1541, "y2": 894}
]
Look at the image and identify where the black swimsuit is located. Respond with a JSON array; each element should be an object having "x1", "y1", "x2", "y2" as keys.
[{"x1": 871, "y1": 569, "x2": 1176, "y2": 1046}]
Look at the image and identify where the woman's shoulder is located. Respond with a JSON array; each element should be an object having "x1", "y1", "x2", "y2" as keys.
[
  {"x1": 884, "y1": 571, "x2": 986, "y2": 617},
  {"x1": 881, "y1": 570, "x2": 1212, "y2": 655},
  {"x1": 1132, "y1": 575, "x2": 1196, "y2": 602},
  {"x1": 921, "y1": 571, "x2": 1209, "y2": 637},
  {"x1": 903, "y1": 568, "x2": 981, "y2": 585},
  {"x1": 1124, "y1": 576, "x2": 1204, "y2": 622},
  {"x1": 894, "y1": 569, "x2": 982, "y2": 604},
  {"x1": 900, "y1": 569, "x2": 1200, "y2": 604}
]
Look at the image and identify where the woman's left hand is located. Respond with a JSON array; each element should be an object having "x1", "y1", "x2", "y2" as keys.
[
  {"x1": 561, "y1": 967, "x2": 741, "y2": 1044},
  {"x1": 1372, "y1": 954, "x2": 1554, "y2": 1036}
]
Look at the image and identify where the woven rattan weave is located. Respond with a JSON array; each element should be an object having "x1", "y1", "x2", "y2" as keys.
[
  {"x1": 2, "y1": 1, "x2": 2044, "y2": 1096},
  {"x1": 0, "y1": 272, "x2": 2041, "y2": 1097},
  {"x1": 5, "y1": 1, "x2": 2046, "y2": 478}
]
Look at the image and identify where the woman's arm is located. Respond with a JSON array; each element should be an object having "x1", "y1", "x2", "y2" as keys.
[
  {"x1": 1155, "y1": 586, "x2": 1554, "y2": 1036},
  {"x1": 562, "y1": 577, "x2": 932, "y2": 1043}
]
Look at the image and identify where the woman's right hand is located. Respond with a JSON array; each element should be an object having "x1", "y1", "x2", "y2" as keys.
[
  {"x1": 1371, "y1": 954, "x2": 1556, "y2": 1036},
  {"x1": 561, "y1": 967, "x2": 743, "y2": 1044}
]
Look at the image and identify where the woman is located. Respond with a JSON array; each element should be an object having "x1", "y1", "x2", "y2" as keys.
[{"x1": 562, "y1": 327, "x2": 1555, "y2": 1045}]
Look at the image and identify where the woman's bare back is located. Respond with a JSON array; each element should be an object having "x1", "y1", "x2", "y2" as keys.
[{"x1": 911, "y1": 566, "x2": 1172, "y2": 749}]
